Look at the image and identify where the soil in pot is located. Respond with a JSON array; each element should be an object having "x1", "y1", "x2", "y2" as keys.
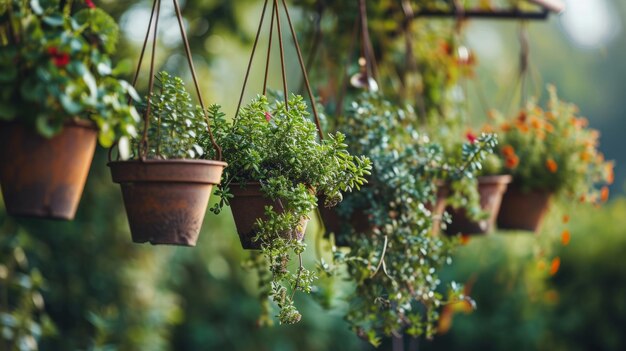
[
  {"x1": 0, "y1": 121, "x2": 97, "y2": 220},
  {"x1": 444, "y1": 175, "x2": 512, "y2": 235},
  {"x1": 497, "y1": 186, "x2": 552, "y2": 233},
  {"x1": 109, "y1": 159, "x2": 226, "y2": 246},
  {"x1": 229, "y1": 183, "x2": 310, "y2": 250}
]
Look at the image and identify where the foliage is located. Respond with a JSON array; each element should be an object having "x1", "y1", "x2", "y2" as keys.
[
  {"x1": 327, "y1": 93, "x2": 494, "y2": 346},
  {"x1": 0, "y1": 229, "x2": 55, "y2": 351},
  {"x1": 130, "y1": 71, "x2": 209, "y2": 160},
  {"x1": 0, "y1": 0, "x2": 140, "y2": 146},
  {"x1": 485, "y1": 85, "x2": 614, "y2": 201},
  {"x1": 207, "y1": 94, "x2": 371, "y2": 325}
]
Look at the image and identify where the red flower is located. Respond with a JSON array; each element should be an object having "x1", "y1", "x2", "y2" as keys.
[
  {"x1": 85, "y1": 0, "x2": 96, "y2": 8},
  {"x1": 53, "y1": 53, "x2": 71, "y2": 68},
  {"x1": 47, "y1": 47, "x2": 59, "y2": 55},
  {"x1": 264, "y1": 112, "x2": 272, "y2": 122},
  {"x1": 466, "y1": 132, "x2": 477, "y2": 143}
]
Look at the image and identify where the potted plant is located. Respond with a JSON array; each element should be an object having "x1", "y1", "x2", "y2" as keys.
[
  {"x1": 322, "y1": 93, "x2": 491, "y2": 345},
  {"x1": 0, "y1": 1, "x2": 140, "y2": 220},
  {"x1": 208, "y1": 94, "x2": 371, "y2": 324},
  {"x1": 108, "y1": 71, "x2": 226, "y2": 246},
  {"x1": 487, "y1": 86, "x2": 614, "y2": 232},
  {"x1": 442, "y1": 134, "x2": 511, "y2": 235}
]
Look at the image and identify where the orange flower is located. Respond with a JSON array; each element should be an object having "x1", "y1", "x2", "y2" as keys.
[
  {"x1": 546, "y1": 158, "x2": 558, "y2": 173},
  {"x1": 517, "y1": 123, "x2": 529, "y2": 133},
  {"x1": 561, "y1": 230, "x2": 571, "y2": 246},
  {"x1": 517, "y1": 111, "x2": 527, "y2": 123},
  {"x1": 601, "y1": 186, "x2": 610, "y2": 202},
  {"x1": 549, "y1": 257, "x2": 561, "y2": 276},
  {"x1": 606, "y1": 164, "x2": 614, "y2": 184},
  {"x1": 501, "y1": 122, "x2": 511, "y2": 132},
  {"x1": 579, "y1": 194, "x2": 586, "y2": 203},
  {"x1": 460, "y1": 234, "x2": 471, "y2": 245},
  {"x1": 531, "y1": 117, "x2": 542, "y2": 130},
  {"x1": 505, "y1": 154, "x2": 519, "y2": 169},
  {"x1": 562, "y1": 214, "x2": 570, "y2": 224},
  {"x1": 481, "y1": 124, "x2": 494, "y2": 133},
  {"x1": 580, "y1": 151, "x2": 591, "y2": 162},
  {"x1": 546, "y1": 111, "x2": 556, "y2": 120},
  {"x1": 501, "y1": 145, "x2": 515, "y2": 157},
  {"x1": 545, "y1": 123, "x2": 554, "y2": 133}
]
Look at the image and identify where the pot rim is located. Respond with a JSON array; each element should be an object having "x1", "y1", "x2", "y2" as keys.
[
  {"x1": 477, "y1": 174, "x2": 513, "y2": 184},
  {"x1": 108, "y1": 159, "x2": 228, "y2": 168}
]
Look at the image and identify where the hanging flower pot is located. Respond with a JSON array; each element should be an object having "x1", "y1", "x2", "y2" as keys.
[
  {"x1": 109, "y1": 0, "x2": 227, "y2": 246},
  {"x1": 0, "y1": 121, "x2": 97, "y2": 220},
  {"x1": 0, "y1": 3, "x2": 140, "y2": 220},
  {"x1": 318, "y1": 197, "x2": 372, "y2": 247},
  {"x1": 445, "y1": 175, "x2": 512, "y2": 235},
  {"x1": 109, "y1": 159, "x2": 225, "y2": 246},
  {"x1": 230, "y1": 183, "x2": 310, "y2": 250},
  {"x1": 497, "y1": 186, "x2": 552, "y2": 233}
]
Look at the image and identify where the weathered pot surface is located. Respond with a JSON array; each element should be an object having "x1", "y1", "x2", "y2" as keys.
[
  {"x1": 445, "y1": 175, "x2": 512, "y2": 235},
  {"x1": 0, "y1": 120, "x2": 97, "y2": 220},
  {"x1": 497, "y1": 185, "x2": 552, "y2": 233},
  {"x1": 109, "y1": 159, "x2": 226, "y2": 246},
  {"x1": 229, "y1": 182, "x2": 309, "y2": 250}
]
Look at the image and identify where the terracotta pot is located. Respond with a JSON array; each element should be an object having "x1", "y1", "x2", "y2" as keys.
[
  {"x1": 317, "y1": 197, "x2": 371, "y2": 247},
  {"x1": 445, "y1": 175, "x2": 512, "y2": 235},
  {"x1": 497, "y1": 186, "x2": 552, "y2": 233},
  {"x1": 229, "y1": 183, "x2": 310, "y2": 250},
  {"x1": 109, "y1": 159, "x2": 226, "y2": 246},
  {"x1": 0, "y1": 121, "x2": 97, "y2": 220}
]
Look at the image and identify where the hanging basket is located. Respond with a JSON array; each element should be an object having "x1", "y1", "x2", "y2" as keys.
[
  {"x1": 0, "y1": 120, "x2": 97, "y2": 220},
  {"x1": 445, "y1": 175, "x2": 512, "y2": 235},
  {"x1": 109, "y1": 0, "x2": 226, "y2": 246},
  {"x1": 318, "y1": 196, "x2": 372, "y2": 247},
  {"x1": 497, "y1": 186, "x2": 552, "y2": 233},
  {"x1": 230, "y1": 183, "x2": 309, "y2": 250},
  {"x1": 109, "y1": 160, "x2": 225, "y2": 246}
]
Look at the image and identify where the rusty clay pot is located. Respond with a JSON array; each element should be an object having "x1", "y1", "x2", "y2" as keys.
[
  {"x1": 317, "y1": 197, "x2": 371, "y2": 247},
  {"x1": 445, "y1": 175, "x2": 512, "y2": 235},
  {"x1": 497, "y1": 186, "x2": 552, "y2": 233},
  {"x1": 0, "y1": 121, "x2": 97, "y2": 220},
  {"x1": 229, "y1": 183, "x2": 310, "y2": 250},
  {"x1": 109, "y1": 159, "x2": 226, "y2": 246}
]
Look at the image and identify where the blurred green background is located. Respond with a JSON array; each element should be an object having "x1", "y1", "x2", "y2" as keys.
[{"x1": 1, "y1": 0, "x2": 626, "y2": 350}]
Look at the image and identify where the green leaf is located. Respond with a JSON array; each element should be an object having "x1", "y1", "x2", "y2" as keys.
[{"x1": 42, "y1": 15, "x2": 65, "y2": 27}]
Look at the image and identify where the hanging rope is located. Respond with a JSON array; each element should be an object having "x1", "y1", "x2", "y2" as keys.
[
  {"x1": 235, "y1": 0, "x2": 325, "y2": 141},
  {"x1": 129, "y1": 0, "x2": 222, "y2": 160}
]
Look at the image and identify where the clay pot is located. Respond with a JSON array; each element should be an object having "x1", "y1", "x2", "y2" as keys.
[
  {"x1": 445, "y1": 175, "x2": 512, "y2": 235},
  {"x1": 229, "y1": 183, "x2": 310, "y2": 250},
  {"x1": 109, "y1": 159, "x2": 226, "y2": 246},
  {"x1": 317, "y1": 197, "x2": 371, "y2": 247},
  {"x1": 0, "y1": 121, "x2": 97, "y2": 220},
  {"x1": 497, "y1": 186, "x2": 552, "y2": 233}
]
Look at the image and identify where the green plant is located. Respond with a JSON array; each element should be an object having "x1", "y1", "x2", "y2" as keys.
[
  {"x1": 207, "y1": 94, "x2": 371, "y2": 325},
  {"x1": 486, "y1": 85, "x2": 614, "y2": 202},
  {"x1": 0, "y1": 229, "x2": 55, "y2": 351},
  {"x1": 0, "y1": 0, "x2": 140, "y2": 147},
  {"x1": 328, "y1": 93, "x2": 494, "y2": 346},
  {"x1": 129, "y1": 71, "x2": 208, "y2": 160}
]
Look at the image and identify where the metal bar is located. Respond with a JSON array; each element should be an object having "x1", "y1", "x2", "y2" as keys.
[{"x1": 414, "y1": 9, "x2": 550, "y2": 20}]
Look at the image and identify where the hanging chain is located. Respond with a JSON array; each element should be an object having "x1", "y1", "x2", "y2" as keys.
[{"x1": 235, "y1": 0, "x2": 325, "y2": 141}]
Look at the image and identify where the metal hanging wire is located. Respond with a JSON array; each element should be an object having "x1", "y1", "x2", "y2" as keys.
[
  {"x1": 235, "y1": 0, "x2": 325, "y2": 141},
  {"x1": 129, "y1": 0, "x2": 222, "y2": 160},
  {"x1": 335, "y1": 0, "x2": 379, "y2": 116},
  {"x1": 505, "y1": 21, "x2": 543, "y2": 114}
]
